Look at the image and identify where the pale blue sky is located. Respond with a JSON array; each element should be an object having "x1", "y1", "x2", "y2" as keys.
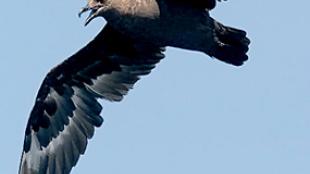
[{"x1": 1, "y1": 0, "x2": 310, "y2": 174}]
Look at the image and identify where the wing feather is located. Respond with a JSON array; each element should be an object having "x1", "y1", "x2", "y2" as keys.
[{"x1": 19, "y1": 25, "x2": 165, "y2": 174}]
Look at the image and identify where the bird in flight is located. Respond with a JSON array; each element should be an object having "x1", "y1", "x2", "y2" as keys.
[{"x1": 19, "y1": 0, "x2": 250, "y2": 173}]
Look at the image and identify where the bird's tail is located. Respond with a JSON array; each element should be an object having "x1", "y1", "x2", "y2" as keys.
[{"x1": 209, "y1": 19, "x2": 250, "y2": 66}]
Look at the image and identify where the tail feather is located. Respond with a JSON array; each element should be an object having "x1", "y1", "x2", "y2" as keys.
[{"x1": 210, "y1": 20, "x2": 250, "y2": 66}]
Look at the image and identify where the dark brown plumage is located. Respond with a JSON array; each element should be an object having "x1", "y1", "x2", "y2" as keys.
[
  {"x1": 171, "y1": 0, "x2": 217, "y2": 9},
  {"x1": 19, "y1": 1, "x2": 250, "y2": 173}
]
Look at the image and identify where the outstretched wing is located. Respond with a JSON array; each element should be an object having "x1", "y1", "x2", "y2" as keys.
[{"x1": 19, "y1": 25, "x2": 165, "y2": 174}]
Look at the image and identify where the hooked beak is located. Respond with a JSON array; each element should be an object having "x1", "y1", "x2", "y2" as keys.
[{"x1": 78, "y1": 4, "x2": 103, "y2": 26}]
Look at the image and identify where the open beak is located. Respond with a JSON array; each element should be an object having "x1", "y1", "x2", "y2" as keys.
[{"x1": 78, "y1": 4, "x2": 103, "y2": 26}]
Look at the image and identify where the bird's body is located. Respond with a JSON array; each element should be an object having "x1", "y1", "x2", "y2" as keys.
[
  {"x1": 19, "y1": 0, "x2": 250, "y2": 173},
  {"x1": 89, "y1": 0, "x2": 216, "y2": 53},
  {"x1": 83, "y1": 0, "x2": 249, "y2": 65}
]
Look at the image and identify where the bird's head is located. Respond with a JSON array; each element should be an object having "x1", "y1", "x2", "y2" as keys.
[{"x1": 79, "y1": 0, "x2": 110, "y2": 26}]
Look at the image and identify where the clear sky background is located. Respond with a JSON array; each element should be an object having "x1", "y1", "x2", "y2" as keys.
[{"x1": 1, "y1": 0, "x2": 309, "y2": 174}]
